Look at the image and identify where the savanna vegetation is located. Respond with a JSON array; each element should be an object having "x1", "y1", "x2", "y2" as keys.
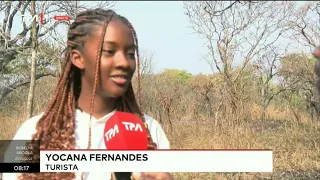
[{"x1": 1, "y1": 1, "x2": 319, "y2": 179}]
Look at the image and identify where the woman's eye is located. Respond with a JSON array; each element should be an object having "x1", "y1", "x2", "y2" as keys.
[
  {"x1": 102, "y1": 50, "x2": 115, "y2": 55},
  {"x1": 127, "y1": 52, "x2": 135, "y2": 59}
]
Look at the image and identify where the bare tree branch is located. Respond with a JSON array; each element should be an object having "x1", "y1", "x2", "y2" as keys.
[
  {"x1": 184, "y1": 1, "x2": 293, "y2": 115},
  {"x1": 0, "y1": 1, "x2": 116, "y2": 100},
  {"x1": 0, "y1": 72, "x2": 57, "y2": 102},
  {"x1": 286, "y1": 2, "x2": 319, "y2": 48}
]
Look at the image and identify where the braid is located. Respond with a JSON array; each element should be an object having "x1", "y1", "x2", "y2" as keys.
[
  {"x1": 19, "y1": 8, "x2": 156, "y2": 180},
  {"x1": 115, "y1": 15, "x2": 157, "y2": 149},
  {"x1": 87, "y1": 12, "x2": 114, "y2": 150},
  {"x1": 130, "y1": 24, "x2": 143, "y2": 109}
]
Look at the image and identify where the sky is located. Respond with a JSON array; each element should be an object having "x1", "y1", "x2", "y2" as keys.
[
  {"x1": 2, "y1": 1, "x2": 313, "y2": 75},
  {"x1": 112, "y1": 1, "x2": 311, "y2": 75},
  {"x1": 113, "y1": 1, "x2": 211, "y2": 74}
]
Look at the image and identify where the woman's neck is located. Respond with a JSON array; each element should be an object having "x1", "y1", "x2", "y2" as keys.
[{"x1": 76, "y1": 93, "x2": 117, "y2": 119}]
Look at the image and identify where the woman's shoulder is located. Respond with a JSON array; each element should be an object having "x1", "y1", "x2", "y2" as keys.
[
  {"x1": 12, "y1": 113, "x2": 44, "y2": 140},
  {"x1": 143, "y1": 114, "x2": 170, "y2": 149},
  {"x1": 143, "y1": 114, "x2": 162, "y2": 128}
]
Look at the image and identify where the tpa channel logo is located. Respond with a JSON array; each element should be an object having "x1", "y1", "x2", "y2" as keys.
[
  {"x1": 21, "y1": 13, "x2": 70, "y2": 25},
  {"x1": 104, "y1": 122, "x2": 144, "y2": 142}
]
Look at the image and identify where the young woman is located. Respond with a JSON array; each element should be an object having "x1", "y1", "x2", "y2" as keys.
[{"x1": 2, "y1": 9, "x2": 172, "y2": 180}]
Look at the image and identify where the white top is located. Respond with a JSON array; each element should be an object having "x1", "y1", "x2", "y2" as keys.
[{"x1": 2, "y1": 109, "x2": 170, "y2": 180}]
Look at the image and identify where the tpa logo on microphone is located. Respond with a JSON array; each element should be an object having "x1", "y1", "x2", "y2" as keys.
[
  {"x1": 122, "y1": 122, "x2": 143, "y2": 132},
  {"x1": 104, "y1": 122, "x2": 144, "y2": 142},
  {"x1": 105, "y1": 124, "x2": 120, "y2": 142}
]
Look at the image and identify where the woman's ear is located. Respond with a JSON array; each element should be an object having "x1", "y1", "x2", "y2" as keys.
[{"x1": 70, "y1": 49, "x2": 85, "y2": 70}]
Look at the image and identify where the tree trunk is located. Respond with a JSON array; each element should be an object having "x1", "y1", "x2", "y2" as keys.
[
  {"x1": 260, "y1": 86, "x2": 268, "y2": 121},
  {"x1": 26, "y1": 1, "x2": 37, "y2": 119},
  {"x1": 261, "y1": 104, "x2": 267, "y2": 121}
]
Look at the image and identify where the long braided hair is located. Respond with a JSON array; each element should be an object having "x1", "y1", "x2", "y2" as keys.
[{"x1": 19, "y1": 9, "x2": 156, "y2": 180}]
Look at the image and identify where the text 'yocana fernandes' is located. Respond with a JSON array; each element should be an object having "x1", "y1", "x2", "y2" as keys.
[{"x1": 46, "y1": 153, "x2": 148, "y2": 162}]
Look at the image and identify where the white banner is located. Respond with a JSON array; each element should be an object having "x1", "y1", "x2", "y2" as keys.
[{"x1": 40, "y1": 150, "x2": 273, "y2": 172}]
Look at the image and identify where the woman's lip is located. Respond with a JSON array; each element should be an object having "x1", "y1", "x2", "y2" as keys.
[{"x1": 111, "y1": 77, "x2": 128, "y2": 85}]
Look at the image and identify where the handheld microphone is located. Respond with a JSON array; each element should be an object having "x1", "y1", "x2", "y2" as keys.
[{"x1": 104, "y1": 111, "x2": 149, "y2": 180}]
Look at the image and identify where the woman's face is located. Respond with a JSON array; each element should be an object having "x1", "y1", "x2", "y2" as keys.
[{"x1": 71, "y1": 19, "x2": 137, "y2": 98}]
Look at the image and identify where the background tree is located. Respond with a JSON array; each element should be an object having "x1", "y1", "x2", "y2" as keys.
[
  {"x1": 278, "y1": 53, "x2": 318, "y2": 122},
  {"x1": 0, "y1": 1, "x2": 115, "y2": 115},
  {"x1": 26, "y1": 0, "x2": 37, "y2": 118},
  {"x1": 153, "y1": 69, "x2": 192, "y2": 131},
  {"x1": 184, "y1": 1, "x2": 294, "y2": 122}
]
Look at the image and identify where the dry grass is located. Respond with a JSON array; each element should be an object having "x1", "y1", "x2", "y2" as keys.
[
  {"x1": 165, "y1": 110, "x2": 320, "y2": 180},
  {"x1": 1, "y1": 107, "x2": 319, "y2": 179},
  {"x1": 0, "y1": 77, "x2": 320, "y2": 179}
]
